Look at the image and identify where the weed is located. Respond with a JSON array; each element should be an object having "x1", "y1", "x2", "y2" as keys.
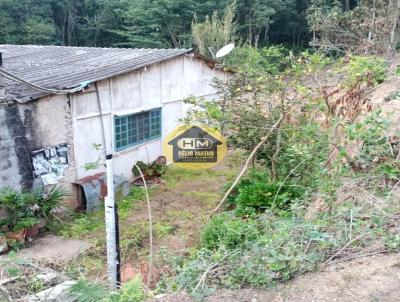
[
  {"x1": 201, "y1": 213, "x2": 260, "y2": 250},
  {"x1": 225, "y1": 170, "x2": 304, "y2": 217},
  {"x1": 69, "y1": 279, "x2": 109, "y2": 302},
  {"x1": 154, "y1": 221, "x2": 175, "y2": 237},
  {"x1": 60, "y1": 212, "x2": 104, "y2": 238},
  {"x1": 0, "y1": 253, "x2": 23, "y2": 277},
  {"x1": 166, "y1": 209, "x2": 194, "y2": 220},
  {"x1": 340, "y1": 55, "x2": 387, "y2": 87},
  {"x1": 69, "y1": 277, "x2": 146, "y2": 302},
  {"x1": 120, "y1": 221, "x2": 149, "y2": 249},
  {"x1": 117, "y1": 276, "x2": 146, "y2": 302},
  {"x1": 118, "y1": 187, "x2": 146, "y2": 219},
  {"x1": 182, "y1": 191, "x2": 220, "y2": 206},
  {"x1": 384, "y1": 233, "x2": 400, "y2": 251},
  {"x1": 170, "y1": 197, "x2": 400, "y2": 295},
  {"x1": 28, "y1": 277, "x2": 46, "y2": 293}
]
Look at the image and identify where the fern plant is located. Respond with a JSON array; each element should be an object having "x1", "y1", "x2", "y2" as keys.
[{"x1": 69, "y1": 277, "x2": 146, "y2": 302}]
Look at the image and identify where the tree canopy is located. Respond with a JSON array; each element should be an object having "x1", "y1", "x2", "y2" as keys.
[
  {"x1": 0, "y1": 0, "x2": 398, "y2": 56},
  {"x1": 0, "y1": 0, "x2": 310, "y2": 48}
]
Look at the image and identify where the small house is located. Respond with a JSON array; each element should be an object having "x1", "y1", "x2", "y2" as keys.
[{"x1": 0, "y1": 45, "x2": 230, "y2": 207}]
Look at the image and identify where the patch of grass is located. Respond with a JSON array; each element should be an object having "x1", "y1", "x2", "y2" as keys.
[
  {"x1": 67, "y1": 255, "x2": 105, "y2": 278},
  {"x1": 118, "y1": 187, "x2": 146, "y2": 220},
  {"x1": 162, "y1": 166, "x2": 226, "y2": 188},
  {"x1": 166, "y1": 209, "x2": 195, "y2": 221},
  {"x1": 154, "y1": 221, "x2": 175, "y2": 238},
  {"x1": 183, "y1": 191, "x2": 220, "y2": 207},
  {"x1": 65, "y1": 237, "x2": 106, "y2": 278},
  {"x1": 60, "y1": 187, "x2": 147, "y2": 238},
  {"x1": 28, "y1": 277, "x2": 46, "y2": 293},
  {"x1": 129, "y1": 186, "x2": 147, "y2": 200},
  {"x1": 120, "y1": 221, "x2": 149, "y2": 249},
  {"x1": 60, "y1": 212, "x2": 104, "y2": 238}
]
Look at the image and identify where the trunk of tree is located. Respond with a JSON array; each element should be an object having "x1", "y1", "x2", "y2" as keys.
[
  {"x1": 254, "y1": 33, "x2": 260, "y2": 49},
  {"x1": 270, "y1": 126, "x2": 282, "y2": 182},
  {"x1": 247, "y1": 18, "x2": 252, "y2": 45},
  {"x1": 297, "y1": 30, "x2": 301, "y2": 47},
  {"x1": 345, "y1": 0, "x2": 350, "y2": 11},
  {"x1": 368, "y1": 0, "x2": 376, "y2": 42},
  {"x1": 390, "y1": 0, "x2": 400, "y2": 53},
  {"x1": 263, "y1": 23, "x2": 270, "y2": 42},
  {"x1": 94, "y1": 15, "x2": 98, "y2": 47},
  {"x1": 292, "y1": 27, "x2": 296, "y2": 47},
  {"x1": 168, "y1": 26, "x2": 179, "y2": 48}
]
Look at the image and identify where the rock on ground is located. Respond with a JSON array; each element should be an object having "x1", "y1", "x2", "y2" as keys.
[
  {"x1": 13, "y1": 235, "x2": 92, "y2": 264},
  {"x1": 24, "y1": 280, "x2": 76, "y2": 302}
]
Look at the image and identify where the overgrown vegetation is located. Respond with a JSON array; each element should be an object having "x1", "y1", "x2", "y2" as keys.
[
  {"x1": 159, "y1": 47, "x2": 400, "y2": 297},
  {"x1": 2, "y1": 0, "x2": 399, "y2": 57},
  {"x1": 69, "y1": 277, "x2": 146, "y2": 302},
  {"x1": 2, "y1": 1, "x2": 400, "y2": 301},
  {"x1": 46, "y1": 165, "x2": 235, "y2": 301},
  {"x1": 0, "y1": 186, "x2": 65, "y2": 252}
]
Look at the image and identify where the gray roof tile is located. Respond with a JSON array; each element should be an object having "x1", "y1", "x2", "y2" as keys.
[{"x1": 0, "y1": 45, "x2": 191, "y2": 103}]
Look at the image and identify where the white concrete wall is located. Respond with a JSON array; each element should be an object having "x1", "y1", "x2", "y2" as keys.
[{"x1": 71, "y1": 54, "x2": 229, "y2": 181}]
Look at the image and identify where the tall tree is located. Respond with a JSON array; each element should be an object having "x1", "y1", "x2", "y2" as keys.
[
  {"x1": 0, "y1": 0, "x2": 55, "y2": 44},
  {"x1": 192, "y1": 1, "x2": 237, "y2": 57},
  {"x1": 0, "y1": 0, "x2": 311, "y2": 49},
  {"x1": 236, "y1": 0, "x2": 297, "y2": 48}
]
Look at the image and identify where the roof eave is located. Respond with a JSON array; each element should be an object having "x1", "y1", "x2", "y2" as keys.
[{"x1": 6, "y1": 49, "x2": 194, "y2": 104}]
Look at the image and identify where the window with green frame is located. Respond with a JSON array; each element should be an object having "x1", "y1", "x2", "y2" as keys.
[{"x1": 114, "y1": 108, "x2": 162, "y2": 151}]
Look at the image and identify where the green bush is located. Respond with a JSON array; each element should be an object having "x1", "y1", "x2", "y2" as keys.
[
  {"x1": 341, "y1": 55, "x2": 387, "y2": 87},
  {"x1": 0, "y1": 186, "x2": 65, "y2": 233},
  {"x1": 117, "y1": 277, "x2": 146, "y2": 302},
  {"x1": 0, "y1": 188, "x2": 37, "y2": 232},
  {"x1": 175, "y1": 199, "x2": 395, "y2": 293},
  {"x1": 344, "y1": 110, "x2": 393, "y2": 171},
  {"x1": 132, "y1": 160, "x2": 166, "y2": 178},
  {"x1": 224, "y1": 46, "x2": 289, "y2": 75},
  {"x1": 177, "y1": 214, "x2": 332, "y2": 291},
  {"x1": 226, "y1": 170, "x2": 304, "y2": 217},
  {"x1": 201, "y1": 213, "x2": 259, "y2": 250}
]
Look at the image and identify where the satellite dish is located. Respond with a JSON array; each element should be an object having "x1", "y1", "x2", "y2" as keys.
[{"x1": 215, "y1": 43, "x2": 235, "y2": 58}]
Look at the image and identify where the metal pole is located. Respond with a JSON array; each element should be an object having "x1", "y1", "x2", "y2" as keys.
[{"x1": 105, "y1": 154, "x2": 120, "y2": 289}]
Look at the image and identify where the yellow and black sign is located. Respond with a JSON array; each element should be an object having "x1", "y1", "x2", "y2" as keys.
[{"x1": 163, "y1": 124, "x2": 227, "y2": 169}]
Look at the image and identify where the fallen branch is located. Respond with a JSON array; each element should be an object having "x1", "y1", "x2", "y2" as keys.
[
  {"x1": 192, "y1": 263, "x2": 218, "y2": 293},
  {"x1": 324, "y1": 233, "x2": 368, "y2": 265},
  {"x1": 209, "y1": 115, "x2": 284, "y2": 216},
  {"x1": 0, "y1": 277, "x2": 19, "y2": 286},
  {"x1": 327, "y1": 249, "x2": 388, "y2": 264}
]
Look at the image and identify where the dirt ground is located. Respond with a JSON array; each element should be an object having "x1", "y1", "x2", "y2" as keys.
[
  {"x1": 67, "y1": 159, "x2": 239, "y2": 284},
  {"x1": 150, "y1": 251, "x2": 400, "y2": 302},
  {"x1": 10, "y1": 153, "x2": 400, "y2": 302}
]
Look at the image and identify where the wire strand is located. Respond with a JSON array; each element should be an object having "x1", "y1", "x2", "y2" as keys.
[{"x1": 0, "y1": 68, "x2": 90, "y2": 95}]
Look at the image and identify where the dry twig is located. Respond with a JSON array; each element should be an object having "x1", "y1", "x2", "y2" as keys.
[
  {"x1": 209, "y1": 115, "x2": 284, "y2": 216},
  {"x1": 133, "y1": 164, "x2": 153, "y2": 286},
  {"x1": 324, "y1": 233, "x2": 368, "y2": 265}
]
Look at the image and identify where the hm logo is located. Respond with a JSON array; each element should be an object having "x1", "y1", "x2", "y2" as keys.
[{"x1": 177, "y1": 138, "x2": 212, "y2": 150}]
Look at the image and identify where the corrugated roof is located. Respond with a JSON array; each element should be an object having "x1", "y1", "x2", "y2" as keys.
[{"x1": 0, "y1": 45, "x2": 192, "y2": 103}]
